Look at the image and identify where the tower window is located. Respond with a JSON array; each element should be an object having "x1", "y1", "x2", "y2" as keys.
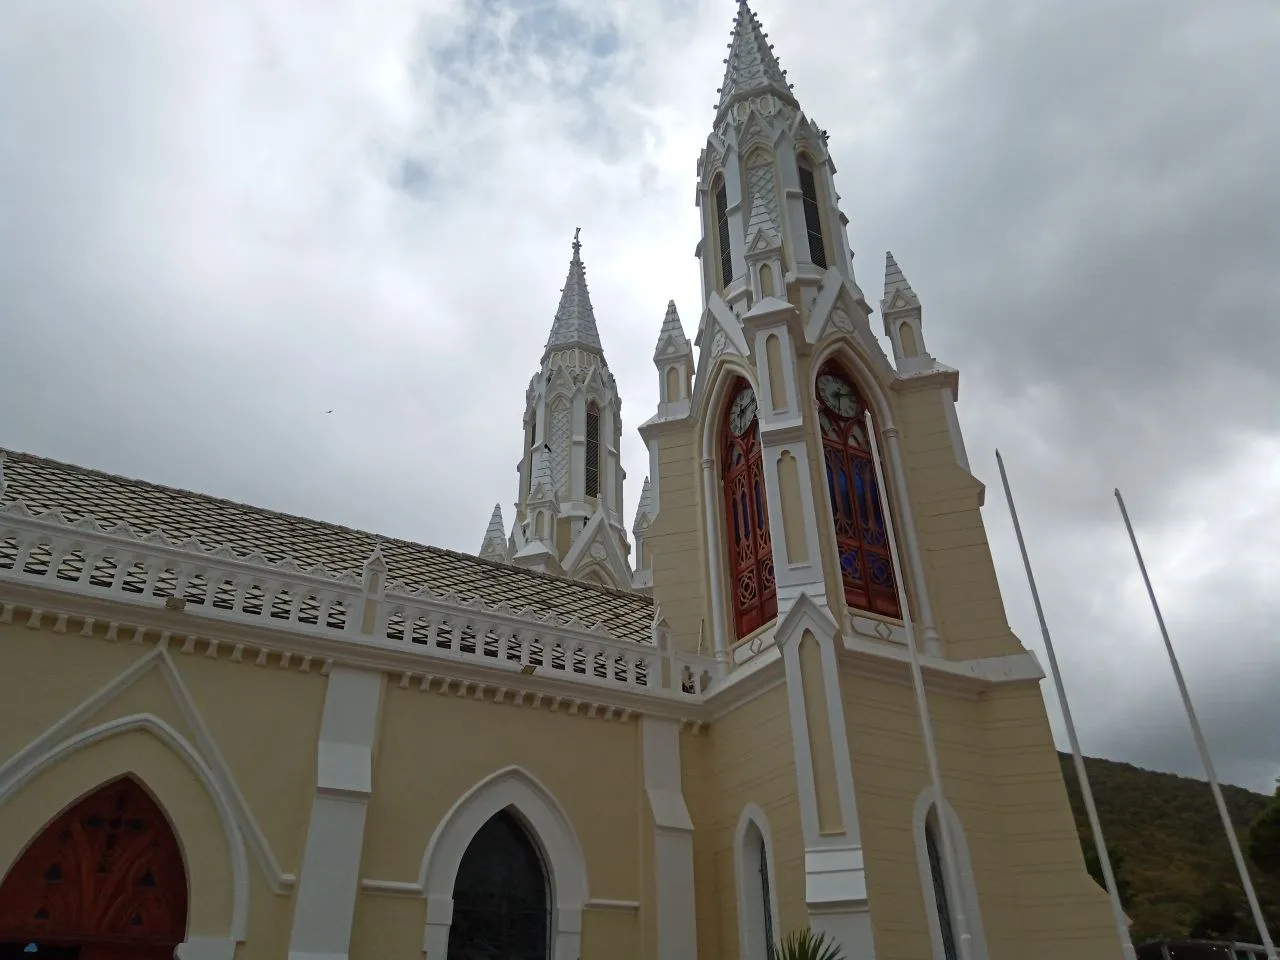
[
  {"x1": 715, "y1": 177, "x2": 733, "y2": 289},
  {"x1": 926, "y1": 817, "x2": 960, "y2": 960},
  {"x1": 797, "y1": 158, "x2": 828, "y2": 270},
  {"x1": 814, "y1": 363, "x2": 900, "y2": 618},
  {"x1": 722, "y1": 380, "x2": 776, "y2": 639},
  {"x1": 585, "y1": 403, "x2": 600, "y2": 499}
]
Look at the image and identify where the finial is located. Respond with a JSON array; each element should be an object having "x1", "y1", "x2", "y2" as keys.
[{"x1": 572, "y1": 226, "x2": 582, "y2": 257}]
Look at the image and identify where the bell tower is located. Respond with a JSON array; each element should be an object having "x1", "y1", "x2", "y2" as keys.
[{"x1": 480, "y1": 230, "x2": 633, "y2": 590}]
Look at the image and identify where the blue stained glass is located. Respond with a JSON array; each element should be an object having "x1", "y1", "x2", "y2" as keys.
[{"x1": 754, "y1": 475, "x2": 766, "y2": 529}]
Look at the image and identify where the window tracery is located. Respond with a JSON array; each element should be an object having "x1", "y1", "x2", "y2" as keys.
[
  {"x1": 722, "y1": 380, "x2": 776, "y2": 639},
  {"x1": 815, "y1": 363, "x2": 901, "y2": 618}
]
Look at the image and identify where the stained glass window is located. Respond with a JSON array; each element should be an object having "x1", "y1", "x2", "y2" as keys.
[
  {"x1": 722, "y1": 381, "x2": 777, "y2": 640},
  {"x1": 759, "y1": 836, "x2": 776, "y2": 960},
  {"x1": 447, "y1": 811, "x2": 549, "y2": 960},
  {"x1": 815, "y1": 363, "x2": 901, "y2": 618}
]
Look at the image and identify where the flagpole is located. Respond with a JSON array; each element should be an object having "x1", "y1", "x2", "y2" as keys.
[
  {"x1": 866, "y1": 413, "x2": 973, "y2": 960},
  {"x1": 1115, "y1": 488, "x2": 1277, "y2": 959},
  {"x1": 996, "y1": 452, "x2": 1135, "y2": 960}
]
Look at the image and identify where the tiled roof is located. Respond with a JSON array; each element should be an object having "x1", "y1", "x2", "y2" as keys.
[{"x1": 0, "y1": 449, "x2": 656, "y2": 644}]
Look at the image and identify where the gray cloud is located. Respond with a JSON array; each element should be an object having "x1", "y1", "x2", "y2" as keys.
[{"x1": 0, "y1": 0, "x2": 1276, "y2": 792}]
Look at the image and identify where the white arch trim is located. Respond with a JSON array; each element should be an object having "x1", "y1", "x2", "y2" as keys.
[
  {"x1": 912, "y1": 789, "x2": 990, "y2": 960},
  {"x1": 734, "y1": 803, "x2": 782, "y2": 960},
  {"x1": 809, "y1": 337, "x2": 896, "y2": 431},
  {"x1": 0, "y1": 712, "x2": 251, "y2": 942},
  {"x1": 419, "y1": 765, "x2": 589, "y2": 960}
]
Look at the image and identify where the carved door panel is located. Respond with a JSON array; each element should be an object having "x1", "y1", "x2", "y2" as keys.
[{"x1": 0, "y1": 777, "x2": 187, "y2": 959}]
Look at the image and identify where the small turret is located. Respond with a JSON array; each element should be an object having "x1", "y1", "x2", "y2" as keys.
[
  {"x1": 631, "y1": 477, "x2": 655, "y2": 594},
  {"x1": 882, "y1": 251, "x2": 934, "y2": 374},
  {"x1": 478, "y1": 504, "x2": 509, "y2": 563},
  {"x1": 653, "y1": 301, "x2": 694, "y2": 421}
]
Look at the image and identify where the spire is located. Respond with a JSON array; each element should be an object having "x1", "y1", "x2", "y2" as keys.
[
  {"x1": 883, "y1": 251, "x2": 920, "y2": 310},
  {"x1": 479, "y1": 503, "x2": 508, "y2": 562},
  {"x1": 653, "y1": 300, "x2": 692, "y2": 361},
  {"x1": 544, "y1": 228, "x2": 603, "y2": 355},
  {"x1": 633, "y1": 477, "x2": 654, "y2": 535},
  {"x1": 716, "y1": 1, "x2": 795, "y2": 121}
]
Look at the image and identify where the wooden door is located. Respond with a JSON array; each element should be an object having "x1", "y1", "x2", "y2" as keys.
[{"x1": 0, "y1": 777, "x2": 187, "y2": 959}]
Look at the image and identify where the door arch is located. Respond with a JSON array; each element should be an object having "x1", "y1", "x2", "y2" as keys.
[
  {"x1": 0, "y1": 776, "x2": 188, "y2": 959},
  {"x1": 447, "y1": 810, "x2": 549, "y2": 960}
]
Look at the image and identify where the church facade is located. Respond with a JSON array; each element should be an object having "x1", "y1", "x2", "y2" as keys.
[{"x1": 0, "y1": 4, "x2": 1126, "y2": 960}]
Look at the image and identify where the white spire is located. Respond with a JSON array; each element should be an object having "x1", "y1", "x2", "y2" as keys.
[
  {"x1": 715, "y1": 0, "x2": 795, "y2": 121},
  {"x1": 883, "y1": 250, "x2": 920, "y2": 310},
  {"x1": 544, "y1": 228, "x2": 603, "y2": 356},
  {"x1": 479, "y1": 503, "x2": 508, "y2": 562},
  {"x1": 653, "y1": 300, "x2": 691, "y2": 361},
  {"x1": 633, "y1": 477, "x2": 654, "y2": 535}
]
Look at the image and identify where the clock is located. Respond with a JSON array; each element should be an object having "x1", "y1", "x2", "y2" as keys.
[
  {"x1": 727, "y1": 387, "x2": 758, "y2": 435},
  {"x1": 817, "y1": 373, "x2": 858, "y2": 417}
]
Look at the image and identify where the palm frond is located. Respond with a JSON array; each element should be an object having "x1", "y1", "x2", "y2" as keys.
[{"x1": 773, "y1": 928, "x2": 845, "y2": 960}]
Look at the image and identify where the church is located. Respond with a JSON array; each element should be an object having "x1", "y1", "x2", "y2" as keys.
[{"x1": 0, "y1": 3, "x2": 1128, "y2": 959}]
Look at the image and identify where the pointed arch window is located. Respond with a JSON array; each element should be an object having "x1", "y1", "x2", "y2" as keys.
[
  {"x1": 815, "y1": 363, "x2": 901, "y2": 618},
  {"x1": 447, "y1": 810, "x2": 549, "y2": 960},
  {"x1": 714, "y1": 176, "x2": 733, "y2": 289},
  {"x1": 797, "y1": 157, "x2": 828, "y2": 270},
  {"x1": 925, "y1": 817, "x2": 960, "y2": 960},
  {"x1": 585, "y1": 402, "x2": 601, "y2": 499},
  {"x1": 722, "y1": 380, "x2": 776, "y2": 639}
]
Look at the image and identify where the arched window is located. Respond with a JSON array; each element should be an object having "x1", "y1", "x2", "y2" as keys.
[
  {"x1": 736, "y1": 809, "x2": 780, "y2": 960},
  {"x1": 714, "y1": 176, "x2": 733, "y2": 289},
  {"x1": 925, "y1": 817, "x2": 960, "y2": 960},
  {"x1": 722, "y1": 380, "x2": 776, "y2": 639},
  {"x1": 0, "y1": 776, "x2": 188, "y2": 960},
  {"x1": 797, "y1": 157, "x2": 828, "y2": 270},
  {"x1": 585, "y1": 402, "x2": 601, "y2": 499},
  {"x1": 814, "y1": 363, "x2": 901, "y2": 618},
  {"x1": 447, "y1": 810, "x2": 549, "y2": 960}
]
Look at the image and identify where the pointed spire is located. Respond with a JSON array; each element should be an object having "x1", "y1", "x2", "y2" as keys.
[
  {"x1": 632, "y1": 477, "x2": 654, "y2": 535},
  {"x1": 653, "y1": 300, "x2": 691, "y2": 360},
  {"x1": 882, "y1": 251, "x2": 921, "y2": 311},
  {"x1": 716, "y1": 1, "x2": 795, "y2": 120},
  {"x1": 545, "y1": 228, "x2": 603, "y2": 355},
  {"x1": 479, "y1": 504, "x2": 508, "y2": 562},
  {"x1": 529, "y1": 445, "x2": 556, "y2": 500}
]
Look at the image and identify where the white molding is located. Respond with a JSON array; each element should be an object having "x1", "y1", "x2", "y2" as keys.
[
  {"x1": 913, "y1": 790, "x2": 990, "y2": 960},
  {"x1": 585, "y1": 898, "x2": 641, "y2": 912},
  {"x1": 176, "y1": 937, "x2": 238, "y2": 960},
  {"x1": 0, "y1": 641, "x2": 294, "y2": 911},
  {"x1": 0, "y1": 711, "x2": 253, "y2": 940},
  {"x1": 734, "y1": 804, "x2": 782, "y2": 960},
  {"x1": 417, "y1": 765, "x2": 589, "y2": 960}
]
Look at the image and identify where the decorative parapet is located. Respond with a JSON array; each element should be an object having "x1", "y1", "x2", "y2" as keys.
[
  {"x1": 0, "y1": 500, "x2": 671, "y2": 698},
  {"x1": 652, "y1": 612, "x2": 723, "y2": 695}
]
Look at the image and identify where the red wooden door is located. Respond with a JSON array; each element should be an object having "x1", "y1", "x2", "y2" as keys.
[{"x1": 0, "y1": 777, "x2": 187, "y2": 959}]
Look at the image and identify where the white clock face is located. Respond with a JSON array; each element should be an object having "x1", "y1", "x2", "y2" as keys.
[
  {"x1": 728, "y1": 387, "x2": 758, "y2": 436},
  {"x1": 817, "y1": 373, "x2": 858, "y2": 417}
]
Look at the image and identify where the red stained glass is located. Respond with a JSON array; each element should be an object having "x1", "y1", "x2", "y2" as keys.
[
  {"x1": 722, "y1": 380, "x2": 777, "y2": 640},
  {"x1": 0, "y1": 777, "x2": 187, "y2": 960},
  {"x1": 815, "y1": 363, "x2": 901, "y2": 619}
]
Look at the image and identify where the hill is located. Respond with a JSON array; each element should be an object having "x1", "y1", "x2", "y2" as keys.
[{"x1": 1059, "y1": 752, "x2": 1279, "y2": 944}]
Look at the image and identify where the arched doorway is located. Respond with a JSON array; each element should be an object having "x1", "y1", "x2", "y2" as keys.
[
  {"x1": 0, "y1": 776, "x2": 188, "y2": 960},
  {"x1": 447, "y1": 810, "x2": 549, "y2": 960}
]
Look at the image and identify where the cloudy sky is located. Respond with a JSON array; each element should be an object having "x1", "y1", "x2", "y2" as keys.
[{"x1": 2, "y1": 0, "x2": 1277, "y2": 794}]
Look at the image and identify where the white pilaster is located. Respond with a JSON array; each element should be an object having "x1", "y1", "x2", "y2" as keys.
[{"x1": 641, "y1": 716, "x2": 698, "y2": 960}]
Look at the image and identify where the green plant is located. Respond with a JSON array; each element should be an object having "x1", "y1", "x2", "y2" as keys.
[
  {"x1": 1247, "y1": 785, "x2": 1280, "y2": 878},
  {"x1": 773, "y1": 928, "x2": 845, "y2": 960}
]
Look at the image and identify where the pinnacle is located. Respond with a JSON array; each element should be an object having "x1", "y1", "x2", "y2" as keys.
[
  {"x1": 479, "y1": 503, "x2": 508, "y2": 561},
  {"x1": 545, "y1": 228, "x2": 604, "y2": 356},
  {"x1": 716, "y1": 0, "x2": 795, "y2": 120},
  {"x1": 883, "y1": 251, "x2": 921, "y2": 310},
  {"x1": 633, "y1": 477, "x2": 654, "y2": 533}
]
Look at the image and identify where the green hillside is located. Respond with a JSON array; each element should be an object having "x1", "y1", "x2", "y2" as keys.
[{"x1": 1058, "y1": 752, "x2": 1279, "y2": 944}]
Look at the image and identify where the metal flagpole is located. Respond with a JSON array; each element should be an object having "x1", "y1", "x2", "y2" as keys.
[
  {"x1": 865, "y1": 412, "x2": 973, "y2": 960},
  {"x1": 996, "y1": 452, "x2": 1135, "y2": 960},
  {"x1": 1114, "y1": 488, "x2": 1277, "y2": 959}
]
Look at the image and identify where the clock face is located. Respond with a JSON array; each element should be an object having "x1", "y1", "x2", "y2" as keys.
[
  {"x1": 727, "y1": 387, "x2": 758, "y2": 436},
  {"x1": 817, "y1": 373, "x2": 859, "y2": 417}
]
